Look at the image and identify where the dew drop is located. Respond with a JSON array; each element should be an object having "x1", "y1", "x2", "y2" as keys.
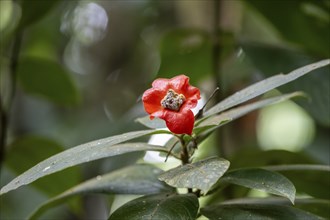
[{"x1": 43, "y1": 166, "x2": 51, "y2": 172}]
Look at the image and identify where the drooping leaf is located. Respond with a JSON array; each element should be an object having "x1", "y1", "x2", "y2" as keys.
[
  {"x1": 294, "y1": 199, "x2": 330, "y2": 219},
  {"x1": 17, "y1": 56, "x2": 80, "y2": 105},
  {"x1": 109, "y1": 193, "x2": 199, "y2": 220},
  {"x1": 264, "y1": 164, "x2": 330, "y2": 200},
  {"x1": 159, "y1": 157, "x2": 230, "y2": 193},
  {"x1": 228, "y1": 150, "x2": 328, "y2": 199},
  {"x1": 201, "y1": 203, "x2": 323, "y2": 220},
  {"x1": 204, "y1": 59, "x2": 330, "y2": 116},
  {"x1": 242, "y1": 42, "x2": 330, "y2": 126},
  {"x1": 198, "y1": 91, "x2": 305, "y2": 128},
  {"x1": 222, "y1": 168, "x2": 296, "y2": 204},
  {"x1": 0, "y1": 129, "x2": 170, "y2": 195},
  {"x1": 18, "y1": 0, "x2": 61, "y2": 29},
  {"x1": 28, "y1": 164, "x2": 174, "y2": 220},
  {"x1": 5, "y1": 136, "x2": 80, "y2": 196},
  {"x1": 207, "y1": 197, "x2": 330, "y2": 219}
]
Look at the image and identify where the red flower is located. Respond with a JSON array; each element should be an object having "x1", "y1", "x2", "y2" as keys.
[{"x1": 142, "y1": 75, "x2": 201, "y2": 135}]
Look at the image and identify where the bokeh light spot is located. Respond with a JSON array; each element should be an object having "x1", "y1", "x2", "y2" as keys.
[{"x1": 257, "y1": 100, "x2": 315, "y2": 152}]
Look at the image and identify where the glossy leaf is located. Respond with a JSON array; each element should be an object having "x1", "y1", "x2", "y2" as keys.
[
  {"x1": 201, "y1": 203, "x2": 323, "y2": 220},
  {"x1": 18, "y1": 0, "x2": 61, "y2": 29},
  {"x1": 242, "y1": 43, "x2": 330, "y2": 126},
  {"x1": 222, "y1": 168, "x2": 296, "y2": 204},
  {"x1": 242, "y1": 42, "x2": 330, "y2": 126},
  {"x1": 264, "y1": 164, "x2": 330, "y2": 200},
  {"x1": 17, "y1": 57, "x2": 80, "y2": 105},
  {"x1": 194, "y1": 92, "x2": 305, "y2": 147},
  {"x1": 159, "y1": 157, "x2": 230, "y2": 193},
  {"x1": 28, "y1": 164, "x2": 174, "y2": 220},
  {"x1": 0, "y1": 129, "x2": 170, "y2": 195},
  {"x1": 109, "y1": 193, "x2": 199, "y2": 220},
  {"x1": 204, "y1": 59, "x2": 330, "y2": 116},
  {"x1": 199, "y1": 91, "x2": 304, "y2": 128},
  {"x1": 5, "y1": 136, "x2": 80, "y2": 196}
]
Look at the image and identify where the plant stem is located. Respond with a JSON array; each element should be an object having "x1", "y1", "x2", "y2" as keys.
[
  {"x1": 0, "y1": 32, "x2": 23, "y2": 170},
  {"x1": 177, "y1": 135, "x2": 193, "y2": 193},
  {"x1": 164, "y1": 139, "x2": 180, "y2": 162},
  {"x1": 212, "y1": 0, "x2": 222, "y2": 100},
  {"x1": 178, "y1": 135, "x2": 189, "y2": 165},
  {"x1": 195, "y1": 87, "x2": 219, "y2": 119},
  {"x1": 212, "y1": 0, "x2": 227, "y2": 158}
]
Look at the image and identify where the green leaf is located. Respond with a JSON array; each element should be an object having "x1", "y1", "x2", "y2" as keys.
[
  {"x1": 264, "y1": 164, "x2": 330, "y2": 200},
  {"x1": 222, "y1": 168, "x2": 296, "y2": 204},
  {"x1": 18, "y1": 0, "x2": 61, "y2": 29},
  {"x1": 28, "y1": 164, "x2": 174, "y2": 220},
  {"x1": 199, "y1": 92, "x2": 305, "y2": 129},
  {"x1": 158, "y1": 29, "x2": 212, "y2": 84},
  {"x1": 135, "y1": 116, "x2": 166, "y2": 129},
  {"x1": 194, "y1": 92, "x2": 305, "y2": 146},
  {"x1": 228, "y1": 150, "x2": 328, "y2": 199},
  {"x1": 229, "y1": 149, "x2": 317, "y2": 170},
  {"x1": 0, "y1": 129, "x2": 170, "y2": 195},
  {"x1": 294, "y1": 199, "x2": 330, "y2": 219},
  {"x1": 246, "y1": 0, "x2": 330, "y2": 56},
  {"x1": 194, "y1": 119, "x2": 231, "y2": 135},
  {"x1": 5, "y1": 136, "x2": 80, "y2": 196},
  {"x1": 201, "y1": 203, "x2": 323, "y2": 220},
  {"x1": 208, "y1": 197, "x2": 330, "y2": 219},
  {"x1": 109, "y1": 193, "x2": 199, "y2": 220},
  {"x1": 204, "y1": 59, "x2": 330, "y2": 117},
  {"x1": 242, "y1": 42, "x2": 330, "y2": 126},
  {"x1": 159, "y1": 157, "x2": 230, "y2": 193},
  {"x1": 17, "y1": 56, "x2": 80, "y2": 105}
]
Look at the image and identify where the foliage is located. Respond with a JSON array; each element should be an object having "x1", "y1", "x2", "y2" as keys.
[
  {"x1": 0, "y1": 0, "x2": 329, "y2": 220},
  {"x1": 1, "y1": 60, "x2": 329, "y2": 219}
]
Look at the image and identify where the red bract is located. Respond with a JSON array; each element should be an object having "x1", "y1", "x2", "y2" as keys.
[{"x1": 142, "y1": 75, "x2": 201, "y2": 135}]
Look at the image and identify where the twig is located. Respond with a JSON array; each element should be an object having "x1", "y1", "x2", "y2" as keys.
[
  {"x1": 195, "y1": 87, "x2": 220, "y2": 119},
  {"x1": 164, "y1": 139, "x2": 179, "y2": 162}
]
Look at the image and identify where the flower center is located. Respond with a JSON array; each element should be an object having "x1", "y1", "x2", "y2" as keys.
[{"x1": 161, "y1": 89, "x2": 186, "y2": 111}]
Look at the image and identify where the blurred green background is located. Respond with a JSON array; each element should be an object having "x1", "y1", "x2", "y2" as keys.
[{"x1": 0, "y1": 0, "x2": 329, "y2": 219}]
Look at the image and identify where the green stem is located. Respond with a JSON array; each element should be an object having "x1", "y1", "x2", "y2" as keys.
[
  {"x1": 0, "y1": 32, "x2": 23, "y2": 171},
  {"x1": 177, "y1": 135, "x2": 193, "y2": 193},
  {"x1": 164, "y1": 139, "x2": 180, "y2": 162},
  {"x1": 212, "y1": 0, "x2": 228, "y2": 158},
  {"x1": 178, "y1": 135, "x2": 189, "y2": 165}
]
